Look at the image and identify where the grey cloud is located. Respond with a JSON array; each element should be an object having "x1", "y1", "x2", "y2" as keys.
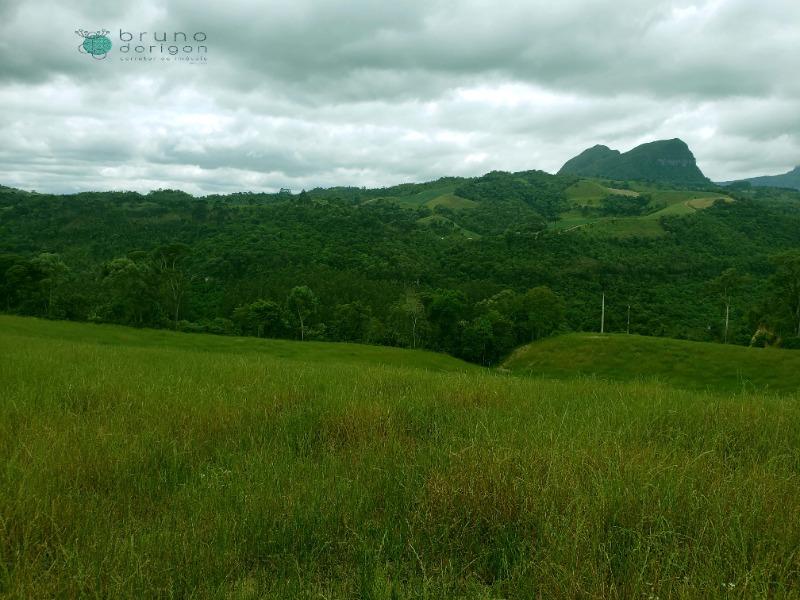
[
  {"x1": 0, "y1": 0, "x2": 798, "y2": 193},
  {"x1": 160, "y1": 0, "x2": 800, "y2": 101}
]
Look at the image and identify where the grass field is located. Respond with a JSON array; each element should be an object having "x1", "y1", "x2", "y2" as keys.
[
  {"x1": 376, "y1": 185, "x2": 461, "y2": 210},
  {"x1": 564, "y1": 181, "x2": 643, "y2": 205},
  {"x1": 423, "y1": 193, "x2": 477, "y2": 211},
  {"x1": 2, "y1": 317, "x2": 800, "y2": 598},
  {"x1": 376, "y1": 178, "x2": 730, "y2": 241},
  {"x1": 565, "y1": 180, "x2": 613, "y2": 204},
  {"x1": 504, "y1": 333, "x2": 800, "y2": 394},
  {"x1": 416, "y1": 215, "x2": 482, "y2": 239},
  {"x1": 640, "y1": 194, "x2": 732, "y2": 221},
  {"x1": 556, "y1": 181, "x2": 734, "y2": 238},
  {"x1": 0, "y1": 316, "x2": 476, "y2": 373},
  {"x1": 359, "y1": 178, "x2": 734, "y2": 242}
]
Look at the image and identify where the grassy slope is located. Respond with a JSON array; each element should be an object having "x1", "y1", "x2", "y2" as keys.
[
  {"x1": 379, "y1": 184, "x2": 459, "y2": 209},
  {"x1": 374, "y1": 178, "x2": 729, "y2": 240},
  {"x1": 424, "y1": 193, "x2": 477, "y2": 210},
  {"x1": 3, "y1": 317, "x2": 800, "y2": 598},
  {"x1": 416, "y1": 215, "x2": 482, "y2": 239},
  {"x1": 558, "y1": 181, "x2": 732, "y2": 237},
  {"x1": 504, "y1": 333, "x2": 800, "y2": 393},
  {"x1": 0, "y1": 315, "x2": 477, "y2": 373},
  {"x1": 564, "y1": 180, "x2": 613, "y2": 204}
]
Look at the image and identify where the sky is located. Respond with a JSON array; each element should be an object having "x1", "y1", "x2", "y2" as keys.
[{"x1": 0, "y1": 0, "x2": 798, "y2": 195}]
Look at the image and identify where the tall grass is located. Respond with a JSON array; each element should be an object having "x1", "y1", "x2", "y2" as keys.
[{"x1": 1, "y1": 319, "x2": 799, "y2": 598}]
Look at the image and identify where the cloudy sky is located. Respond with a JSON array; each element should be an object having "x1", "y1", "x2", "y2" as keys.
[{"x1": 0, "y1": 0, "x2": 798, "y2": 195}]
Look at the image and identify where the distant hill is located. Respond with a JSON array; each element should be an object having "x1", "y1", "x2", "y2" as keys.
[
  {"x1": 558, "y1": 138, "x2": 710, "y2": 185},
  {"x1": 720, "y1": 166, "x2": 800, "y2": 191},
  {"x1": 503, "y1": 333, "x2": 800, "y2": 394},
  {"x1": 3, "y1": 169, "x2": 800, "y2": 364}
]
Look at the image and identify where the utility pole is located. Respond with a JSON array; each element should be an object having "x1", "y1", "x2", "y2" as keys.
[
  {"x1": 601, "y1": 293, "x2": 605, "y2": 334},
  {"x1": 627, "y1": 304, "x2": 631, "y2": 335}
]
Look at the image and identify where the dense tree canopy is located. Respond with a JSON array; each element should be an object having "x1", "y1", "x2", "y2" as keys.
[{"x1": 1, "y1": 172, "x2": 799, "y2": 363}]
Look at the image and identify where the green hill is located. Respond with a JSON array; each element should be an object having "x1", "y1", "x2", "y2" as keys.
[
  {"x1": 503, "y1": 333, "x2": 800, "y2": 393},
  {"x1": 2, "y1": 172, "x2": 800, "y2": 367},
  {"x1": 559, "y1": 139, "x2": 710, "y2": 185},
  {"x1": 558, "y1": 144, "x2": 621, "y2": 177},
  {"x1": 723, "y1": 166, "x2": 800, "y2": 191}
]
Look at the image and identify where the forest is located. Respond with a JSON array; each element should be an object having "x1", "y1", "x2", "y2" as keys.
[{"x1": 2, "y1": 171, "x2": 800, "y2": 365}]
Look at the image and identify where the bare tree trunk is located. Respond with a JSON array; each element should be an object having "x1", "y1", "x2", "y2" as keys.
[
  {"x1": 796, "y1": 293, "x2": 800, "y2": 337},
  {"x1": 167, "y1": 275, "x2": 183, "y2": 329},
  {"x1": 600, "y1": 293, "x2": 605, "y2": 334},
  {"x1": 724, "y1": 302, "x2": 730, "y2": 343},
  {"x1": 173, "y1": 285, "x2": 182, "y2": 329}
]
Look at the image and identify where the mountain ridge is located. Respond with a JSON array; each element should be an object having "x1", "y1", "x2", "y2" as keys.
[
  {"x1": 558, "y1": 138, "x2": 710, "y2": 185},
  {"x1": 720, "y1": 166, "x2": 800, "y2": 191}
]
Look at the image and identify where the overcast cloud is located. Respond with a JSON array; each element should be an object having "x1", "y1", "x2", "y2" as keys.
[{"x1": 0, "y1": 0, "x2": 798, "y2": 194}]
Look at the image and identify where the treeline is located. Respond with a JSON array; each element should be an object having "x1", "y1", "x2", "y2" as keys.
[
  {"x1": 2, "y1": 174, "x2": 800, "y2": 363},
  {"x1": 232, "y1": 285, "x2": 564, "y2": 364},
  {"x1": 0, "y1": 244, "x2": 564, "y2": 364}
]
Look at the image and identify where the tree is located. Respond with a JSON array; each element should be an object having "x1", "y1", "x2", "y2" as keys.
[
  {"x1": 101, "y1": 257, "x2": 157, "y2": 325},
  {"x1": 706, "y1": 267, "x2": 749, "y2": 343},
  {"x1": 287, "y1": 286, "x2": 318, "y2": 341},
  {"x1": 427, "y1": 289, "x2": 468, "y2": 352},
  {"x1": 461, "y1": 316, "x2": 494, "y2": 365},
  {"x1": 0, "y1": 253, "x2": 27, "y2": 311},
  {"x1": 475, "y1": 289, "x2": 527, "y2": 344},
  {"x1": 152, "y1": 243, "x2": 192, "y2": 329},
  {"x1": 232, "y1": 299, "x2": 286, "y2": 338},
  {"x1": 29, "y1": 253, "x2": 69, "y2": 317},
  {"x1": 770, "y1": 251, "x2": 800, "y2": 337},
  {"x1": 191, "y1": 199, "x2": 208, "y2": 222},
  {"x1": 332, "y1": 301, "x2": 372, "y2": 342},
  {"x1": 520, "y1": 286, "x2": 565, "y2": 341},
  {"x1": 461, "y1": 309, "x2": 515, "y2": 365},
  {"x1": 396, "y1": 291, "x2": 426, "y2": 348},
  {"x1": 4, "y1": 260, "x2": 45, "y2": 315}
]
